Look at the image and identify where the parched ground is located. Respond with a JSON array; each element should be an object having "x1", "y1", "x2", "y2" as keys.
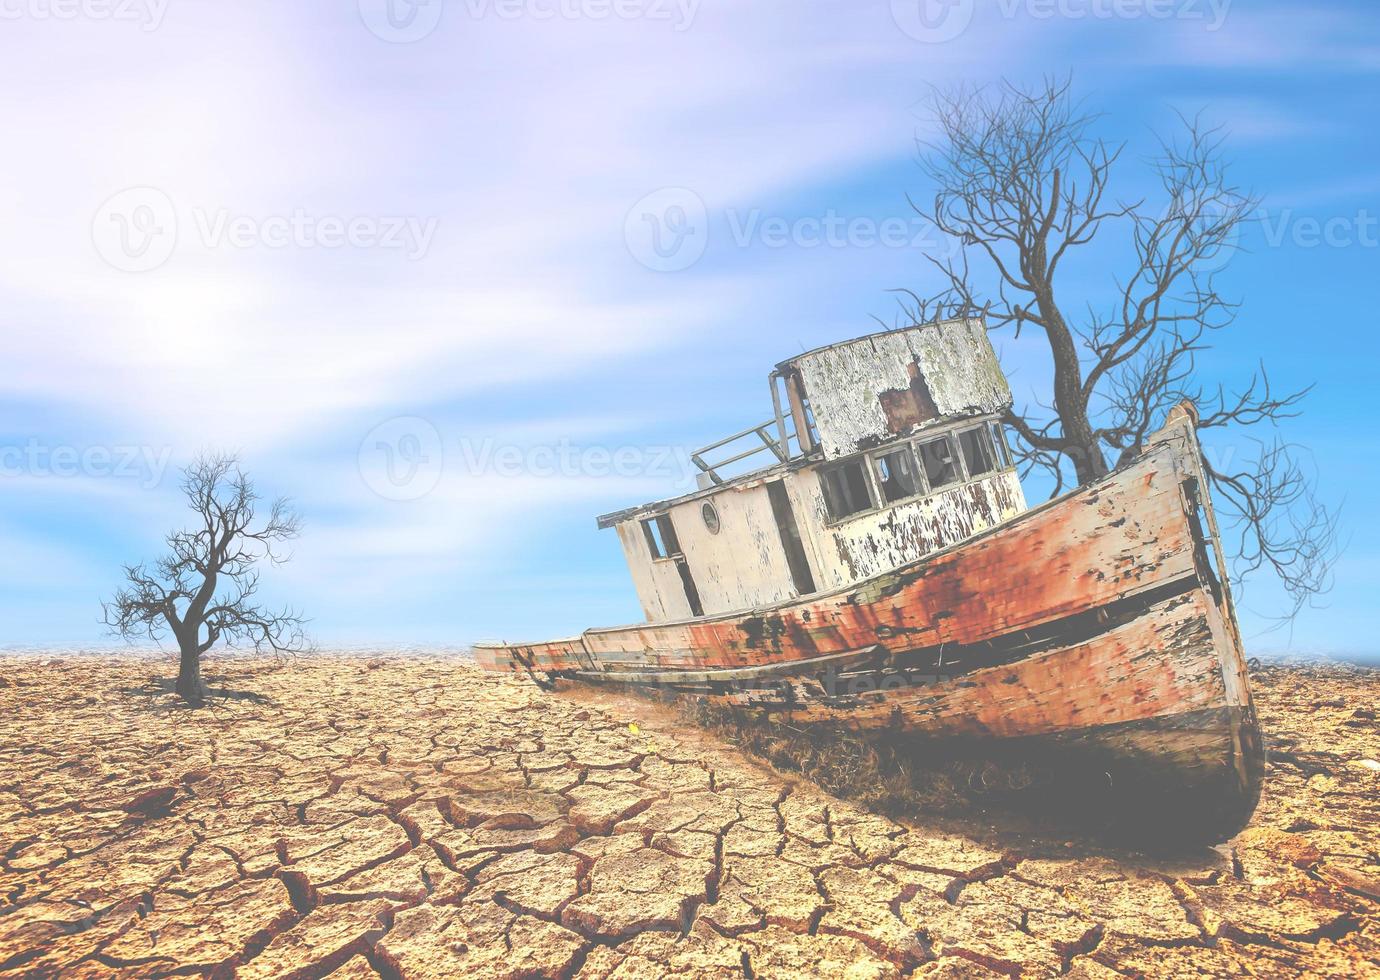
[{"x1": 0, "y1": 656, "x2": 1376, "y2": 979}]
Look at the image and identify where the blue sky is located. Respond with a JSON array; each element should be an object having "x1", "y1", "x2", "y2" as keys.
[{"x1": 0, "y1": 0, "x2": 1376, "y2": 657}]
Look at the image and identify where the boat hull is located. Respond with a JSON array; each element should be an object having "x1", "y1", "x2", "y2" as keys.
[{"x1": 476, "y1": 411, "x2": 1264, "y2": 842}]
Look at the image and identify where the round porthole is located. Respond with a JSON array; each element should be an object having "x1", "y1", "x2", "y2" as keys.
[{"x1": 701, "y1": 502, "x2": 721, "y2": 535}]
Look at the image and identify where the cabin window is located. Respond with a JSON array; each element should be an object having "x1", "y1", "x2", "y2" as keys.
[
  {"x1": 958, "y1": 426, "x2": 997, "y2": 478},
  {"x1": 873, "y1": 446, "x2": 922, "y2": 503},
  {"x1": 918, "y1": 435, "x2": 960, "y2": 489},
  {"x1": 820, "y1": 459, "x2": 873, "y2": 521},
  {"x1": 641, "y1": 514, "x2": 680, "y2": 559},
  {"x1": 988, "y1": 421, "x2": 1011, "y2": 468},
  {"x1": 701, "y1": 501, "x2": 721, "y2": 534}
]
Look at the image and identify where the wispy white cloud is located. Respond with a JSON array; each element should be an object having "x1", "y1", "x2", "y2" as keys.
[
  {"x1": 0, "y1": 0, "x2": 1371, "y2": 647},
  {"x1": 1182, "y1": 96, "x2": 1326, "y2": 144},
  {"x1": 0, "y1": 2, "x2": 1019, "y2": 453},
  {"x1": 1126, "y1": 6, "x2": 1379, "y2": 71},
  {"x1": 0, "y1": 525, "x2": 106, "y2": 590}
]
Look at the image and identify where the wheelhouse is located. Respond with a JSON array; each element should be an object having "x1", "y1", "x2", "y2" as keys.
[{"x1": 596, "y1": 317, "x2": 1028, "y2": 623}]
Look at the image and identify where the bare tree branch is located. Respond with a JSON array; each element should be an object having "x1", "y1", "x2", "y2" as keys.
[{"x1": 901, "y1": 76, "x2": 1339, "y2": 617}]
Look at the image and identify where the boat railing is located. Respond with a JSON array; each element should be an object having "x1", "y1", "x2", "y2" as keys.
[{"x1": 690, "y1": 420, "x2": 797, "y2": 486}]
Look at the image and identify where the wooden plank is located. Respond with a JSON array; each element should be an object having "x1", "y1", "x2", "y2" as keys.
[
  {"x1": 482, "y1": 431, "x2": 1221, "y2": 688},
  {"x1": 579, "y1": 440, "x2": 1192, "y2": 671},
  {"x1": 476, "y1": 439, "x2": 1198, "y2": 675},
  {"x1": 570, "y1": 645, "x2": 886, "y2": 687},
  {"x1": 717, "y1": 589, "x2": 1226, "y2": 739}
]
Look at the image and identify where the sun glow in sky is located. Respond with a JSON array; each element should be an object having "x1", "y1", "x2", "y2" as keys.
[{"x1": 1, "y1": 0, "x2": 1377, "y2": 656}]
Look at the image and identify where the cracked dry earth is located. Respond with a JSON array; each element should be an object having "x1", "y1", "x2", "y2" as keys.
[{"x1": 1, "y1": 657, "x2": 1377, "y2": 979}]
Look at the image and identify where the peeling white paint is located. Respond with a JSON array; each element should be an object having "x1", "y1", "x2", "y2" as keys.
[
  {"x1": 786, "y1": 319, "x2": 1011, "y2": 458},
  {"x1": 615, "y1": 481, "x2": 802, "y2": 621},
  {"x1": 668, "y1": 486, "x2": 797, "y2": 612},
  {"x1": 614, "y1": 466, "x2": 1026, "y2": 622},
  {"x1": 607, "y1": 318, "x2": 1027, "y2": 624},
  {"x1": 786, "y1": 469, "x2": 1027, "y2": 591}
]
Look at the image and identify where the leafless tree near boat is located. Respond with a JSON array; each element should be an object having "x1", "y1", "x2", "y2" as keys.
[{"x1": 897, "y1": 76, "x2": 1338, "y2": 620}]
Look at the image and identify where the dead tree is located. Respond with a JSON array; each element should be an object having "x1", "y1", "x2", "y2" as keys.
[
  {"x1": 103, "y1": 454, "x2": 310, "y2": 705},
  {"x1": 903, "y1": 76, "x2": 1337, "y2": 619}
]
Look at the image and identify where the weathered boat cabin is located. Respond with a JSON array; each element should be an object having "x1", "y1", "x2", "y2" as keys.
[{"x1": 597, "y1": 317, "x2": 1027, "y2": 623}]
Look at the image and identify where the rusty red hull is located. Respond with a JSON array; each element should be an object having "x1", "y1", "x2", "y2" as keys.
[{"x1": 475, "y1": 414, "x2": 1264, "y2": 841}]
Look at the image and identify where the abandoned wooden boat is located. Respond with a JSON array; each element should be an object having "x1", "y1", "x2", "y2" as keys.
[{"x1": 475, "y1": 318, "x2": 1264, "y2": 841}]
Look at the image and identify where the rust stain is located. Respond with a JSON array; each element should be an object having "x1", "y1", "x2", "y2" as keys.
[
  {"x1": 876, "y1": 361, "x2": 939, "y2": 437},
  {"x1": 473, "y1": 382, "x2": 1263, "y2": 840},
  {"x1": 484, "y1": 442, "x2": 1194, "y2": 675},
  {"x1": 730, "y1": 590, "x2": 1223, "y2": 737}
]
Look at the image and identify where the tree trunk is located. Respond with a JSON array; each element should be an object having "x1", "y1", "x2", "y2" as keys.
[
  {"x1": 1065, "y1": 426, "x2": 1109, "y2": 486},
  {"x1": 1033, "y1": 285, "x2": 1110, "y2": 485},
  {"x1": 175, "y1": 644, "x2": 208, "y2": 707}
]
